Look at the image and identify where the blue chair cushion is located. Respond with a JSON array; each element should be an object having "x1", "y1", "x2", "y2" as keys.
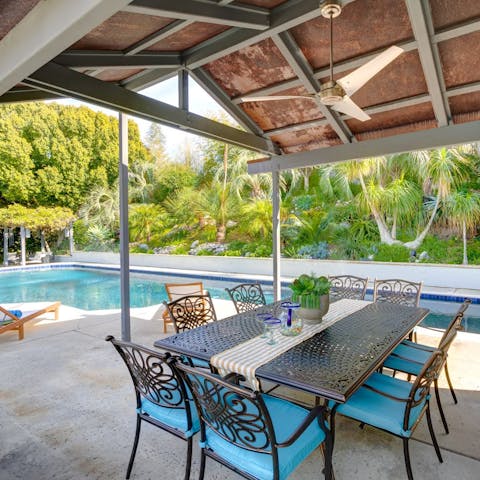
[
  {"x1": 181, "y1": 355, "x2": 211, "y2": 369},
  {"x1": 330, "y1": 372, "x2": 427, "y2": 437},
  {"x1": 383, "y1": 341, "x2": 432, "y2": 376},
  {"x1": 138, "y1": 396, "x2": 200, "y2": 438},
  {"x1": 203, "y1": 393, "x2": 326, "y2": 480}
]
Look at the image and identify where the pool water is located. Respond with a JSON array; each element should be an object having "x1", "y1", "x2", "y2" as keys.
[
  {"x1": 0, "y1": 268, "x2": 278, "y2": 311},
  {"x1": 1, "y1": 267, "x2": 479, "y2": 333}
]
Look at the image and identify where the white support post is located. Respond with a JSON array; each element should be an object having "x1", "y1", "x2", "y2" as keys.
[
  {"x1": 119, "y1": 112, "x2": 131, "y2": 341},
  {"x1": 69, "y1": 222, "x2": 74, "y2": 256},
  {"x1": 20, "y1": 226, "x2": 26, "y2": 266},
  {"x1": 3, "y1": 228, "x2": 8, "y2": 266},
  {"x1": 272, "y1": 169, "x2": 281, "y2": 301}
]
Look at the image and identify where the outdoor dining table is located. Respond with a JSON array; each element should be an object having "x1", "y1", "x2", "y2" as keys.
[{"x1": 154, "y1": 299, "x2": 429, "y2": 403}]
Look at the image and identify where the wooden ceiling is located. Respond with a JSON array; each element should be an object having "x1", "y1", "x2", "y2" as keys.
[{"x1": 2, "y1": 0, "x2": 480, "y2": 158}]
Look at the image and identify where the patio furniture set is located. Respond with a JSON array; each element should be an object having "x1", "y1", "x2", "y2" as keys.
[{"x1": 107, "y1": 276, "x2": 470, "y2": 480}]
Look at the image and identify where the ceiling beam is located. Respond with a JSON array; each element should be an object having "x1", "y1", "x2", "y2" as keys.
[
  {"x1": 405, "y1": 0, "x2": 450, "y2": 126},
  {"x1": 272, "y1": 31, "x2": 355, "y2": 144},
  {"x1": 24, "y1": 62, "x2": 275, "y2": 154},
  {"x1": 189, "y1": 67, "x2": 265, "y2": 135},
  {"x1": 123, "y1": 0, "x2": 270, "y2": 30},
  {"x1": 184, "y1": 0, "x2": 333, "y2": 70},
  {"x1": 433, "y1": 17, "x2": 480, "y2": 44},
  {"x1": 248, "y1": 120, "x2": 480, "y2": 174},
  {"x1": 0, "y1": 0, "x2": 132, "y2": 97},
  {"x1": 121, "y1": 68, "x2": 179, "y2": 91},
  {"x1": 0, "y1": 88, "x2": 62, "y2": 103},
  {"x1": 55, "y1": 51, "x2": 182, "y2": 69}
]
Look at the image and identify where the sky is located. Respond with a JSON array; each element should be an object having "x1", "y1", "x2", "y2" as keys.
[{"x1": 50, "y1": 75, "x2": 236, "y2": 158}]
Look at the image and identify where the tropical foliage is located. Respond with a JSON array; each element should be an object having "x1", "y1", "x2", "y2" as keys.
[{"x1": 1, "y1": 103, "x2": 480, "y2": 265}]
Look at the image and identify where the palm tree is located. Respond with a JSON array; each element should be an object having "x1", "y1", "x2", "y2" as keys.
[
  {"x1": 129, "y1": 203, "x2": 165, "y2": 243},
  {"x1": 443, "y1": 190, "x2": 480, "y2": 264},
  {"x1": 79, "y1": 184, "x2": 119, "y2": 231}
]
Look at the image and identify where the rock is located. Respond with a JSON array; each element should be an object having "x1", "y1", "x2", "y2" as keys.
[
  {"x1": 138, "y1": 244, "x2": 149, "y2": 251},
  {"x1": 190, "y1": 240, "x2": 199, "y2": 249},
  {"x1": 418, "y1": 251, "x2": 429, "y2": 261}
]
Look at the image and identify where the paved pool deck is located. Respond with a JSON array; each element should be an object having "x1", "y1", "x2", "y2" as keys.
[{"x1": 0, "y1": 301, "x2": 479, "y2": 480}]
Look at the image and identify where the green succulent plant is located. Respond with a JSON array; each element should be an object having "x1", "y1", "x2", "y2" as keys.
[{"x1": 290, "y1": 274, "x2": 330, "y2": 308}]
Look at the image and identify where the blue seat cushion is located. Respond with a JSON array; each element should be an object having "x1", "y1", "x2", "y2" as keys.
[
  {"x1": 181, "y1": 355, "x2": 210, "y2": 369},
  {"x1": 139, "y1": 396, "x2": 200, "y2": 438},
  {"x1": 331, "y1": 372, "x2": 427, "y2": 437},
  {"x1": 203, "y1": 393, "x2": 326, "y2": 480},
  {"x1": 383, "y1": 341, "x2": 432, "y2": 376}
]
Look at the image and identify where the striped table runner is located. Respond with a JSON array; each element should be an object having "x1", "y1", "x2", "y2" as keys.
[{"x1": 210, "y1": 298, "x2": 370, "y2": 390}]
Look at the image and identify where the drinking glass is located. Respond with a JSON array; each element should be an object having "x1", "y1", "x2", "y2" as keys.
[
  {"x1": 264, "y1": 317, "x2": 281, "y2": 345},
  {"x1": 256, "y1": 313, "x2": 273, "y2": 338}
]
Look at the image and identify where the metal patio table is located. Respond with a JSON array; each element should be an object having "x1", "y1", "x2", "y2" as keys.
[{"x1": 154, "y1": 301, "x2": 429, "y2": 403}]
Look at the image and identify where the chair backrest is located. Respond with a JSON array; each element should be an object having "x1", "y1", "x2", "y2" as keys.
[
  {"x1": 329, "y1": 275, "x2": 368, "y2": 301},
  {"x1": 164, "y1": 293, "x2": 217, "y2": 333},
  {"x1": 165, "y1": 282, "x2": 204, "y2": 301},
  {"x1": 404, "y1": 349, "x2": 445, "y2": 431},
  {"x1": 438, "y1": 299, "x2": 471, "y2": 350},
  {"x1": 175, "y1": 362, "x2": 277, "y2": 456},
  {"x1": 373, "y1": 279, "x2": 422, "y2": 307},
  {"x1": 105, "y1": 336, "x2": 190, "y2": 414},
  {"x1": 225, "y1": 283, "x2": 267, "y2": 313}
]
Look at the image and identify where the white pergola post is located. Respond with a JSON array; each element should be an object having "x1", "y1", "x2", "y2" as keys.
[
  {"x1": 69, "y1": 222, "x2": 74, "y2": 256},
  {"x1": 3, "y1": 228, "x2": 8, "y2": 266},
  {"x1": 272, "y1": 169, "x2": 281, "y2": 301},
  {"x1": 119, "y1": 112, "x2": 131, "y2": 341},
  {"x1": 20, "y1": 226, "x2": 26, "y2": 266}
]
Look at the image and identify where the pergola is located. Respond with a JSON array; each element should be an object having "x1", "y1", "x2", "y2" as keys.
[{"x1": 1, "y1": 0, "x2": 480, "y2": 340}]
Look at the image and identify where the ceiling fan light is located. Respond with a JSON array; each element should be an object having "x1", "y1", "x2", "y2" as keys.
[
  {"x1": 320, "y1": 2, "x2": 342, "y2": 18},
  {"x1": 319, "y1": 81, "x2": 345, "y2": 105}
]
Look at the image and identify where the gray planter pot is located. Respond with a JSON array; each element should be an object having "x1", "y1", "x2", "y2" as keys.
[{"x1": 298, "y1": 294, "x2": 330, "y2": 323}]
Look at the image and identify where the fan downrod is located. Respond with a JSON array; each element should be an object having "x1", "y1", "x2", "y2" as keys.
[{"x1": 320, "y1": 1, "x2": 342, "y2": 18}]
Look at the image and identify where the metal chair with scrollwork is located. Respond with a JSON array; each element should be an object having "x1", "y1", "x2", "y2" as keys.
[
  {"x1": 382, "y1": 299, "x2": 471, "y2": 434},
  {"x1": 164, "y1": 293, "x2": 217, "y2": 333},
  {"x1": 373, "y1": 279, "x2": 422, "y2": 307},
  {"x1": 328, "y1": 275, "x2": 368, "y2": 301},
  {"x1": 105, "y1": 336, "x2": 199, "y2": 480},
  {"x1": 174, "y1": 362, "x2": 333, "y2": 480},
  {"x1": 330, "y1": 349, "x2": 445, "y2": 480},
  {"x1": 225, "y1": 283, "x2": 267, "y2": 314}
]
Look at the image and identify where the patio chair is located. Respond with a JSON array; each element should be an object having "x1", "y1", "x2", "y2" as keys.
[
  {"x1": 330, "y1": 350, "x2": 445, "y2": 480},
  {"x1": 164, "y1": 293, "x2": 217, "y2": 333},
  {"x1": 174, "y1": 362, "x2": 333, "y2": 480},
  {"x1": 105, "y1": 336, "x2": 199, "y2": 480},
  {"x1": 373, "y1": 279, "x2": 422, "y2": 307},
  {"x1": 0, "y1": 301, "x2": 60, "y2": 340},
  {"x1": 383, "y1": 299, "x2": 471, "y2": 434},
  {"x1": 328, "y1": 275, "x2": 368, "y2": 301},
  {"x1": 225, "y1": 283, "x2": 267, "y2": 313},
  {"x1": 163, "y1": 282, "x2": 205, "y2": 333}
]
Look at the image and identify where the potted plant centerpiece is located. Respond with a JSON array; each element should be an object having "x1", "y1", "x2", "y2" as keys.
[{"x1": 290, "y1": 274, "x2": 331, "y2": 323}]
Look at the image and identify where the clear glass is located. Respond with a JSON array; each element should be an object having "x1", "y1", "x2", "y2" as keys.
[
  {"x1": 279, "y1": 302, "x2": 303, "y2": 336},
  {"x1": 264, "y1": 318, "x2": 281, "y2": 345},
  {"x1": 256, "y1": 313, "x2": 272, "y2": 338}
]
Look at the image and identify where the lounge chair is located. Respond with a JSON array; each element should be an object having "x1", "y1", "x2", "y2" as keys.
[{"x1": 0, "y1": 301, "x2": 61, "y2": 340}]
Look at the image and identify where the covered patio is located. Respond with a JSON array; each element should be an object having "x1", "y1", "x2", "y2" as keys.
[{"x1": 1, "y1": 1, "x2": 480, "y2": 479}]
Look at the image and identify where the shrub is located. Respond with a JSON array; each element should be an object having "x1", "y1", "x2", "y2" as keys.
[
  {"x1": 374, "y1": 244, "x2": 410, "y2": 262},
  {"x1": 297, "y1": 242, "x2": 329, "y2": 259}
]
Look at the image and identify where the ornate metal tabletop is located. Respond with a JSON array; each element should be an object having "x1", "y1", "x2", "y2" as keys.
[{"x1": 154, "y1": 301, "x2": 428, "y2": 402}]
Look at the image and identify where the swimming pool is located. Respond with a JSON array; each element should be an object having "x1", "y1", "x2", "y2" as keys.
[{"x1": 1, "y1": 266, "x2": 479, "y2": 333}]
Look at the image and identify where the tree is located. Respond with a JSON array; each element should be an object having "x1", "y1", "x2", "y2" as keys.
[
  {"x1": 129, "y1": 204, "x2": 165, "y2": 243},
  {"x1": 443, "y1": 190, "x2": 480, "y2": 264},
  {"x1": 144, "y1": 122, "x2": 167, "y2": 163}
]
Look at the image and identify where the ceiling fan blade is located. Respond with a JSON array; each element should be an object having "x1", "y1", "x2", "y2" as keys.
[
  {"x1": 337, "y1": 46, "x2": 404, "y2": 97},
  {"x1": 332, "y1": 96, "x2": 371, "y2": 122},
  {"x1": 239, "y1": 95, "x2": 314, "y2": 102}
]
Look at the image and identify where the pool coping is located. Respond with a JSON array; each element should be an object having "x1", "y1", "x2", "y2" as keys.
[{"x1": 2, "y1": 261, "x2": 480, "y2": 304}]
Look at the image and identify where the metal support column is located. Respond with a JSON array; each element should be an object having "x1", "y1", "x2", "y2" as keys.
[
  {"x1": 20, "y1": 225, "x2": 26, "y2": 266},
  {"x1": 178, "y1": 69, "x2": 189, "y2": 110},
  {"x1": 272, "y1": 168, "x2": 281, "y2": 301},
  {"x1": 3, "y1": 228, "x2": 8, "y2": 266},
  {"x1": 119, "y1": 112, "x2": 131, "y2": 341}
]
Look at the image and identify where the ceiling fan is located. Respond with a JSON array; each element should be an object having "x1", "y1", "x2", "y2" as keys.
[{"x1": 239, "y1": 1, "x2": 404, "y2": 122}]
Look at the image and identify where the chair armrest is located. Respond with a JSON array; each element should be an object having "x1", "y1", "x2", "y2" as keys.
[{"x1": 276, "y1": 405, "x2": 328, "y2": 448}]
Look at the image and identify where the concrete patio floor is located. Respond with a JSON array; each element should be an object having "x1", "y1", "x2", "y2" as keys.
[{"x1": 1, "y1": 301, "x2": 479, "y2": 480}]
